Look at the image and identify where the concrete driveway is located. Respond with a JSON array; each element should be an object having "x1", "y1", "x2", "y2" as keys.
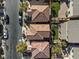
[
  {"x1": 60, "y1": 22, "x2": 68, "y2": 40},
  {"x1": 72, "y1": 47, "x2": 79, "y2": 59},
  {"x1": 68, "y1": 20, "x2": 79, "y2": 43},
  {"x1": 60, "y1": 20, "x2": 79, "y2": 43}
]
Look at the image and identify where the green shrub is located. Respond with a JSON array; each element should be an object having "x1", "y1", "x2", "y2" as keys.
[
  {"x1": 61, "y1": 40, "x2": 69, "y2": 49},
  {"x1": 53, "y1": 44, "x2": 62, "y2": 54},
  {"x1": 51, "y1": 2, "x2": 60, "y2": 17}
]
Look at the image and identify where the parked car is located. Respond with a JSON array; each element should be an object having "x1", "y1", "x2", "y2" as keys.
[
  {"x1": 19, "y1": 16, "x2": 23, "y2": 26},
  {"x1": 0, "y1": 40, "x2": 2, "y2": 46},
  {"x1": 0, "y1": 4, "x2": 4, "y2": 9},
  {"x1": 5, "y1": 15, "x2": 9, "y2": 24},
  {"x1": 3, "y1": 28, "x2": 8, "y2": 39},
  {"x1": 0, "y1": 24, "x2": 3, "y2": 36},
  {"x1": 19, "y1": 10, "x2": 23, "y2": 16},
  {"x1": 0, "y1": 47, "x2": 4, "y2": 55},
  {"x1": 0, "y1": 9, "x2": 4, "y2": 16}
]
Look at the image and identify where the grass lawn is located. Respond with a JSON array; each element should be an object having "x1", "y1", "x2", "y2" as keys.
[
  {"x1": 53, "y1": 24, "x2": 58, "y2": 40},
  {"x1": 51, "y1": 23, "x2": 58, "y2": 41},
  {"x1": 51, "y1": 2, "x2": 60, "y2": 17}
]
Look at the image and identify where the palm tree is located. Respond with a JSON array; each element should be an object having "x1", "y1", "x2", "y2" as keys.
[
  {"x1": 19, "y1": 1, "x2": 29, "y2": 12},
  {"x1": 16, "y1": 42, "x2": 27, "y2": 53}
]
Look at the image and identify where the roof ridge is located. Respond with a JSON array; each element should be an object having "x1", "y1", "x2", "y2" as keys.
[
  {"x1": 34, "y1": 52, "x2": 48, "y2": 58},
  {"x1": 43, "y1": 43, "x2": 49, "y2": 51},
  {"x1": 43, "y1": 6, "x2": 48, "y2": 13},
  {"x1": 32, "y1": 49, "x2": 39, "y2": 58},
  {"x1": 30, "y1": 25, "x2": 37, "y2": 35},
  {"x1": 32, "y1": 32, "x2": 43, "y2": 40},
  {"x1": 33, "y1": 12, "x2": 48, "y2": 21},
  {"x1": 32, "y1": 10, "x2": 40, "y2": 20},
  {"x1": 43, "y1": 44, "x2": 49, "y2": 57},
  {"x1": 37, "y1": 32, "x2": 43, "y2": 40},
  {"x1": 42, "y1": 6, "x2": 49, "y2": 19}
]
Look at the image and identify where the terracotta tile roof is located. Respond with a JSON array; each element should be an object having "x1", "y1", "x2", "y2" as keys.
[
  {"x1": 27, "y1": 33, "x2": 43, "y2": 40},
  {"x1": 31, "y1": 41, "x2": 50, "y2": 59},
  {"x1": 26, "y1": 24, "x2": 50, "y2": 40},
  {"x1": 31, "y1": 5, "x2": 49, "y2": 12},
  {"x1": 32, "y1": 10, "x2": 39, "y2": 20},
  {"x1": 28, "y1": 5, "x2": 50, "y2": 22},
  {"x1": 30, "y1": 24, "x2": 50, "y2": 31}
]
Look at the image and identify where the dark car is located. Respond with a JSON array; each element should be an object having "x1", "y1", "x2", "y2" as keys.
[
  {"x1": 23, "y1": 51, "x2": 31, "y2": 56},
  {"x1": 0, "y1": 4, "x2": 4, "y2": 9},
  {"x1": 19, "y1": 10, "x2": 23, "y2": 16},
  {"x1": 0, "y1": 24, "x2": 3, "y2": 36},
  {"x1": 5, "y1": 15, "x2": 9, "y2": 24},
  {"x1": 19, "y1": 17, "x2": 23, "y2": 26},
  {"x1": 0, "y1": 40, "x2": 2, "y2": 46},
  {"x1": 0, "y1": 9, "x2": 4, "y2": 17},
  {"x1": 0, "y1": 47, "x2": 4, "y2": 55}
]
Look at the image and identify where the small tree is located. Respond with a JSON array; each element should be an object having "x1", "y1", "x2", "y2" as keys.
[
  {"x1": 53, "y1": 44, "x2": 62, "y2": 55},
  {"x1": 16, "y1": 42, "x2": 27, "y2": 53},
  {"x1": 61, "y1": 40, "x2": 68, "y2": 49},
  {"x1": 51, "y1": 2, "x2": 60, "y2": 17}
]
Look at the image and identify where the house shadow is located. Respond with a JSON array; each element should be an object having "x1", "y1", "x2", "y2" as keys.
[{"x1": 69, "y1": 43, "x2": 79, "y2": 47}]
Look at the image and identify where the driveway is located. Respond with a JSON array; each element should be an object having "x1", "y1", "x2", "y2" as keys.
[
  {"x1": 60, "y1": 22, "x2": 68, "y2": 40},
  {"x1": 72, "y1": 47, "x2": 79, "y2": 59},
  {"x1": 60, "y1": 20, "x2": 79, "y2": 43},
  {"x1": 68, "y1": 20, "x2": 79, "y2": 43}
]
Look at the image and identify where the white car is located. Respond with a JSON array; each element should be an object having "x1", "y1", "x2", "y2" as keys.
[{"x1": 3, "y1": 28, "x2": 8, "y2": 39}]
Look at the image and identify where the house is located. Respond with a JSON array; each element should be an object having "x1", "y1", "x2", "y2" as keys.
[
  {"x1": 26, "y1": 24, "x2": 50, "y2": 40},
  {"x1": 59, "y1": 1, "x2": 79, "y2": 59},
  {"x1": 67, "y1": 0, "x2": 79, "y2": 17},
  {"x1": 31, "y1": 41, "x2": 50, "y2": 59},
  {"x1": 24, "y1": 0, "x2": 50, "y2": 59},
  {"x1": 27, "y1": 5, "x2": 50, "y2": 23}
]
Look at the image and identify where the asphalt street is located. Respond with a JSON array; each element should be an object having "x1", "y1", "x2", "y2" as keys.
[{"x1": 5, "y1": 0, "x2": 22, "y2": 59}]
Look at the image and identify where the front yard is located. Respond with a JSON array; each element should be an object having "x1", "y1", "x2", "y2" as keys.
[
  {"x1": 51, "y1": 1, "x2": 69, "y2": 59},
  {"x1": 51, "y1": 21, "x2": 58, "y2": 41},
  {"x1": 51, "y1": 20, "x2": 58, "y2": 41},
  {"x1": 51, "y1": 1, "x2": 60, "y2": 17}
]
